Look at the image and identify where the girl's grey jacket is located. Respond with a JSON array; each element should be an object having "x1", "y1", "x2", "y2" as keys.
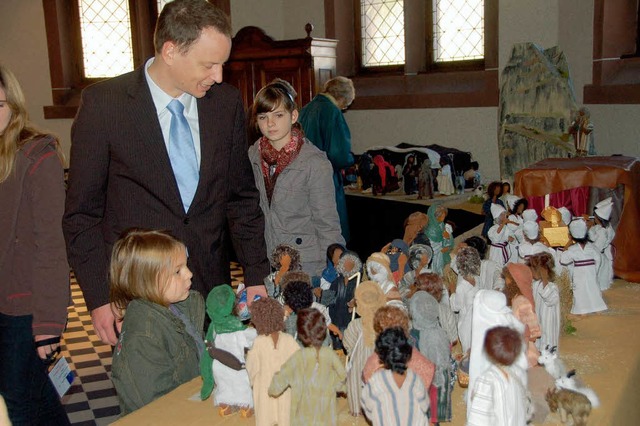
[{"x1": 248, "y1": 138, "x2": 345, "y2": 277}]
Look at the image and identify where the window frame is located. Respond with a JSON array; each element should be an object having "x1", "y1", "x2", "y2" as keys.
[
  {"x1": 324, "y1": 0, "x2": 498, "y2": 110},
  {"x1": 42, "y1": 0, "x2": 230, "y2": 119},
  {"x1": 583, "y1": 0, "x2": 640, "y2": 104}
]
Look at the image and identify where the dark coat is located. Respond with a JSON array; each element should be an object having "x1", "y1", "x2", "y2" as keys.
[{"x1": 63, "y1": 67, "x2": 269, "y2": 310}]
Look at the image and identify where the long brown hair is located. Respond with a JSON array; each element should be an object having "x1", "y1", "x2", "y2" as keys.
[{"x1": 0, "y1": 64, "x2": 63, "y2": 182}]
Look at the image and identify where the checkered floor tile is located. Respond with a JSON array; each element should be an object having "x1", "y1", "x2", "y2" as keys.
[{"x1": 61, "y1": 264, "x2": 244, "y2": 425}]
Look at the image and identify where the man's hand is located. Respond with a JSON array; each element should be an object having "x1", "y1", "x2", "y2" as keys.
[
  {"x1": 92, "y1": 304, "x2": 119, "y2": 346},
  {"x1": 246, "y1": 285, "x2": 268, "y2": 306}
]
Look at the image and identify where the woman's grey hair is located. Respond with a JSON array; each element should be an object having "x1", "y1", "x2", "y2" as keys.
[{"x1": 322, "y1": 76, "x2": 355, "y2": 106}]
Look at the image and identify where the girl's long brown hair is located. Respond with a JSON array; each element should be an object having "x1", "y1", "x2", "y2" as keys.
[{"x1": 0, "y1": 64, "x2": 63, "y2": 182}]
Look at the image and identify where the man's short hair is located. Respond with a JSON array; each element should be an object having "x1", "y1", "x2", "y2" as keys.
[{"x1": 154, "y1": 0, "x2": 232, "y2": 53}]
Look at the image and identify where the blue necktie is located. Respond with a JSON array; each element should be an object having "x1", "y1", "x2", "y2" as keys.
[{"x1": 167, "y1": 99, "x2": 199, "y2": 212}]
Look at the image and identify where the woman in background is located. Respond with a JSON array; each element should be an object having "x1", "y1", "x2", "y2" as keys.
[
  {"x1": 0, "y1": 64, "x2": 70, "y2": 425},
  {"x1": 298, "y1": 76, "x2": 355, "y2": 242}
]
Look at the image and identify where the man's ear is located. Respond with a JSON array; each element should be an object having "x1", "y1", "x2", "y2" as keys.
[{"x1": 161, "y1": 41, "x2": 178, "y2": 65}]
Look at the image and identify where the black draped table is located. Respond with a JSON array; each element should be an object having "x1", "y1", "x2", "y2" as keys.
[{"x1": 345, "y1": 191, "x2": 484, "y2": 260}]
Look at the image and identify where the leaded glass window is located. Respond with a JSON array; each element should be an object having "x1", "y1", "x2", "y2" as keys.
[
  {"x1": 78, "y1": 0, "x2": 134, "y2": 78},
  {"x1": 433, "y1": 0, "x2": 484, "y2": 62},
  {"x1": 361, "y1": 0, "x2": 406, "y2": 67},
  {"x1": 359, "y1": 0, "x2": 485, "y2": 69}
]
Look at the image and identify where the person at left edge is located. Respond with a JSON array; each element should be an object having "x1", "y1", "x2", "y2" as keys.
[
  {"x1": 0, "y1": 64, "x2": 71, "y2": 425},
  {"x1": 63, "y1": 0, "x2": 270, "y2": 346}
]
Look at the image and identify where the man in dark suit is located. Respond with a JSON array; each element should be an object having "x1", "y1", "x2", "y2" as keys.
[{"x1": 63, "y1": 0, "x2": 269, "y2": 345}]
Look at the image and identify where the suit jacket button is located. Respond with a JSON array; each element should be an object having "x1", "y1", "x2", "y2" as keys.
[
  {"x1": 183, "y1": 217, "x2": 190, "y2": 225},
  {"x1": 295, "y1": 238, "x2": 302, "y2": 245}
]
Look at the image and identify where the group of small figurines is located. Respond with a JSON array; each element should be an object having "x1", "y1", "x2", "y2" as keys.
[
  {"x1": 350, "y1": 152, "x2": 481, "y2": 198},
  {"x1": 196, "y1": 181, "x2": 614, "y2": 425}
]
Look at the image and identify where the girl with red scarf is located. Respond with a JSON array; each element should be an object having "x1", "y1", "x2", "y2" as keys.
[{"x1": 248, "y1": 80, "x2": 345, "y2": 279}]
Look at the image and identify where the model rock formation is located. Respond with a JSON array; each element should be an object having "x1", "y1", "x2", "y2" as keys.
[{"x1": 499, "y1": 43, "x2": 576, "y2": 181}]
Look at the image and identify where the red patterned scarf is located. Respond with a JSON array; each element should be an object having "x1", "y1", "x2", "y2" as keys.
[{"x1": 259, "y1": 127, "x2": 304, "y2": 204}]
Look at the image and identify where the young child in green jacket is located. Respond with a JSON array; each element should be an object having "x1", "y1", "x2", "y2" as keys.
[{"x1": 110, "y1": 229, "x2": 205, "y2": 415}]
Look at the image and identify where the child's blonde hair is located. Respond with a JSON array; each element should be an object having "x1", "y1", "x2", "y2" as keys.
[{"x1": 109, "y1": 229, "x2": 185, "y2": 315}]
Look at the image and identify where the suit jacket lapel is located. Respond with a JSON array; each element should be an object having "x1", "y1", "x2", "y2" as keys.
[
  {"x1": 195, "y1": 92, "x2": 213, "y2": 211},
  {"x1": 126, "y1": 69, "x2": 184, "y2": 214}
]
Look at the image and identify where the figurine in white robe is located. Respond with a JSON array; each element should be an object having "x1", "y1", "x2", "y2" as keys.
[
  {"x1": 528, "y1": 252, "x2": 561, "y2": 350},
  {"x1": 467, "y1": 326, "x2": 531, "y2": 426},
  {"x1": 487, "y1": 204, "x2": 514, "y2": 269},
  {"x1": 588, "y1": 197, "x2": 615, "y2": 291},
  {"x1": 448, "y1": 247, "x2": 481, "y2": 353},
  {"x1": 560, "y1": 220, "x2": 607, "y2": 315},
  {"x1": 517, "y1": 221, "x2": 556, "y2": 264}
]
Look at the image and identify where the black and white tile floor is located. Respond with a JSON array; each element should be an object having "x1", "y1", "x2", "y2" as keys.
[{"x1": 61, "y1": 264, "x2": 244, "y2": 425}]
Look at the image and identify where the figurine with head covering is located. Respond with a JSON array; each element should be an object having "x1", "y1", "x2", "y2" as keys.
[
  {"x1": 588, "y1": 197, "x2": 615, "y2": 291},
  {"x1": 402, "y1": 153, "x2": 418, "y2": 195},
  {"x1": 201, "y1": 285, "x2": 257, "y2": 417},
  {"x1": 523, "y1": 221, "x2": 540, "y2": 242},
  {"x1": 366, "y1": 252, "x2": 404, "y2": 310},
  {"x1": 403, "y1": 211, "x2": 429, "y2": 245},
  {"x1": 507, "y1": 197, "x2": 529, "y2": 244},
  {"x1": 343, "y1": 281, "x2": 387, "y2": 415},
  {"x1": 409, "y1": 291, "x2": 454, "y2": 422},
  {"x1": 371, "y1": 154, "x2": 399, "y2": 195},
  {"x1": 522, "y1": 208, "x2": 538, "y2": 223},
  {"x1": 397, "y1": 244, "x2": 433, "y2": 301},
  {"x1": 503, "y1": 263, "x2": 541, "y2": 367},
  {"x1": 515, "y1": 220, "x2": 556, "y2": 264},
  {"x1": 561, "y1": 220, "x2": 607, "y2": 315},
  {"x1": 487, "y1": 203, "x2": 514, "y2": 268},
  {"x1": 593, "y1": 197, "x2": 613, "y2": 224},
  {"x1": 423, "y1": 203, "x2": 454, "y2": 274},
  {"x1": 321, "y1": 250, "x2": 363, "y2": 350},
  {"x1": 557, "y1": 207, "x2": 572, "y2": 226},
  {"x1": 319, "y1": 243, "x2": 346, "y2": 291},
  {"x1": 417, "y1": 157, "x2": 434, "y2": 199},
  {"x1": 383, "y1": 238, "x2": 410, "y2": 283},
  {"x1": 467, "y1": 289, "x2": 527, "y2": 414}
]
